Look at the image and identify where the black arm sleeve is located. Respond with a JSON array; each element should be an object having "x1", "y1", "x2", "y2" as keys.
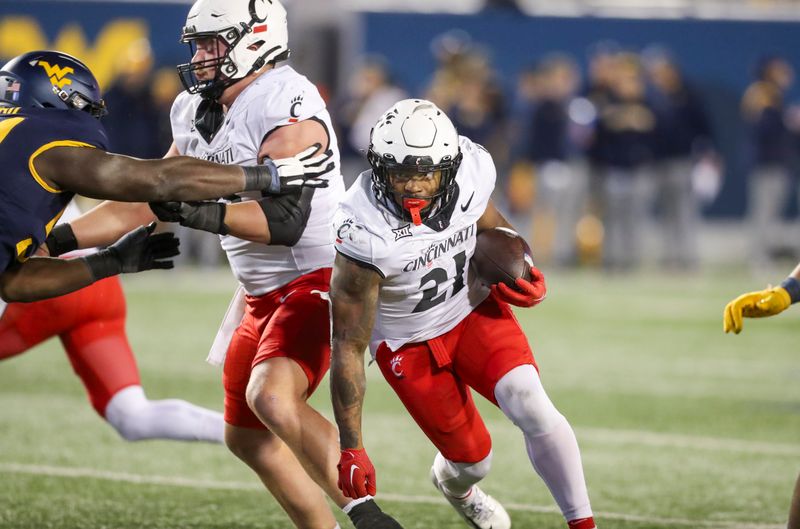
[{"x1": 257, "y1": 187, "x2": 315, "y2": 246}]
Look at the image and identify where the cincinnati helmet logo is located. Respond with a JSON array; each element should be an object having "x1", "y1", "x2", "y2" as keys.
[
  {"x1": 37, "y1": 61, "x2": 74, "y2": 89},
  {"x1": 389, "y1": 354, "x2": 405, "y2": 379}
]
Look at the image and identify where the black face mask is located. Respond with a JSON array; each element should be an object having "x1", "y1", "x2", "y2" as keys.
[{"x1": 195, "y1": 97, "x2": 225, "y2": 143}]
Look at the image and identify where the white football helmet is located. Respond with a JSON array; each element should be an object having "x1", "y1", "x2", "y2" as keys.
[
  {"x1": 368, "y1": 99, "x2": 462, "y2": 227},
  {"x1": 177, "y1": 0, "x2": 289, "y2": 99}
]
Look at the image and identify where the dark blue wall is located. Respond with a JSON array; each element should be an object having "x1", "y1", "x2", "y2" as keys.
[
  {"x1": 362, "y1": 12, "x2": 800, "y2": 217},
  {"x1": 0, "y1": 1, "x2": 189, "y2": 65}
]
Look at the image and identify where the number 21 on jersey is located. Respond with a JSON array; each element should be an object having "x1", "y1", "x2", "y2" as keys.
[{"x1": 412, "y1": 251, "x2": 467, "y2": 313}]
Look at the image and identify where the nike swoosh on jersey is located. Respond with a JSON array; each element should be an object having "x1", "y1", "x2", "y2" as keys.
[{"x1": 460, "y1": 191, "x2": 475, "y2": 212}]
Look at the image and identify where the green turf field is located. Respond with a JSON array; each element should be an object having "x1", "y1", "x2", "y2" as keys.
[{"x1": 1, "y1": 267, "x2": 798, "y2": 529}]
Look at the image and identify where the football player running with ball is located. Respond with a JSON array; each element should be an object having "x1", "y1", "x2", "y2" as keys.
[
  {"x1": 724, "y1": 262, "x2": 800, "y2": 529},
  {"x1": 51, "y1": 1, "x2": 402, "y2": 528},
  {"x1": 330, "y1": 99, "x2": 597, "y2": 529}
]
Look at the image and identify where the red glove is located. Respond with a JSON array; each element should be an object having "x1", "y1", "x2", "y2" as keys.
[
  {"x1": 337, "y1": 448, "x2": 377, "y2": 499},
  {"x1": 491, "y1": 266, "x2": 547, "y2": 308}
]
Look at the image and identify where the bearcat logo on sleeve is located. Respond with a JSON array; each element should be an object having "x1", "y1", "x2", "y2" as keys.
[
  {"x1": 288, "y1": 94, "x2": 303, "y2": 123},
  {"x1": 335, "y1": 217, "x2": 367, "y2": 246}
]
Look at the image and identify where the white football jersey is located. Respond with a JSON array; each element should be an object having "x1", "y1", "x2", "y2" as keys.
[
  {"x1": 171, "y1": 65, "x2": 344, "y2": 296},
  {"x1": 333, "y1": 136, "x2": 495, "y2": 353}
]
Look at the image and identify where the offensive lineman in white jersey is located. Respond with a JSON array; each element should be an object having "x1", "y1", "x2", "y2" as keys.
[
  {"x1": 48, "y1": 1, "x2": 403, "y2": 528},
  {"x1": 330, "y1": 99, "x2": 597, "y2": 529}
]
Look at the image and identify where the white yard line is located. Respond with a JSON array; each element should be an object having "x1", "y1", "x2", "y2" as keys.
[{"x1": 0, "y1": 462, "x2": 783, "y2": 529}]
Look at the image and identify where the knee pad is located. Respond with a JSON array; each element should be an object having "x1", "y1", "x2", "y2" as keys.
[{"x1": 494, "y1": 364, "x2": 564, "y2": 436}]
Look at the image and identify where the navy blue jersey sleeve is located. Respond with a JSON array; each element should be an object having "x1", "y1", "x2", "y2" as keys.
[{"x1": 0, "y1": 107, "x2": 106, "y2": 271}]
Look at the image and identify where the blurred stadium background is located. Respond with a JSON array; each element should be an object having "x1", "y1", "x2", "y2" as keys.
[{"x1": 1, "y1": 0, "x2": 800, "y2": 528}]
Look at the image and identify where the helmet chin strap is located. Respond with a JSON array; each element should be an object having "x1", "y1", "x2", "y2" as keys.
[{"x1": 402, "y1": 197, "x2": 429, "y2": 226}]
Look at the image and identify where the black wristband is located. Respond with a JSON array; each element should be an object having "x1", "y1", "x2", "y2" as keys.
[
  {"x1": 46, "y1": 223, "x2": 79, "y2": 257},
  {"x1": 780, "y1": 277, "x2": 800, "y2": 304},
  {"x1": 82, "y1": 249, "x2": 121, "y2": 281},
  {"x1": 242, "y1": 163, "x2": 277, "y2": 193}
]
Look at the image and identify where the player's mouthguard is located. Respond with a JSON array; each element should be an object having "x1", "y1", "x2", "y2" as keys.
[{"x1": 403, "y1": 197, "x2": 429, "y2": 225}]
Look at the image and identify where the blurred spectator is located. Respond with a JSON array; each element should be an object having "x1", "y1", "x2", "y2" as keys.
[
  {"x1": 336, "y1": 55, "x2": 407, "y2": 187},
  {"x1": 511, "y1": 54, "x2": 589, "y2": 266},
  {"x1": 582, "y1": 41, "x2": 619, "y2": 238},
  {"x1": 500, "y1": 65, "x2": 542, "y2": 237},
  {"x1": 425, "y1": 31, "x2": 508, "y2": 164},
  {"x1": 591, "y1": 52, "x2": 657, "y2": 271},
  {"x1": 104, "y1": 39, "x2": 223, "y2": 268},
  {"x1": 644, "y1": 47, "x2": 720, "y2": 270},
  {"x1": 102, "y1": 38, "x2": 163, "y2": 159},
  {"x1": 741, "y1": 55, "x2": 795, "y2": 269},
  {"x1": 150, "y1": 66, "x2": 184, "y2": 155}
]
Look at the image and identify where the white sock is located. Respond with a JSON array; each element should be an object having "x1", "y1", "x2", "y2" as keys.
[
  {"x1": 431, "y1": 451, "x2": 492, "y2": 498},
  {"x1": 494, "y1": 365, "x2": 593, "y2": 521},
  {"x1": 104, "y1": 385, "x2": 225, "y2": 443}
]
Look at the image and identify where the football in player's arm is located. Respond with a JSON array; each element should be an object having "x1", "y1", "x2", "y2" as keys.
[
  {"x1": 0, "y1": 50, "x2": 331, "y2": 303},
  {"x1": 331, "y1": 99, "x2": 595, "y2": 529},
  {"x1": 330, "y1": 199, "x2": 542, "y2": 457}
]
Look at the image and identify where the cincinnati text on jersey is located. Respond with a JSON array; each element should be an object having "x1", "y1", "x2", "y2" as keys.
[
  {"x1": 202, "y1": 146, "x2": 235, "y2": 164},
  {"x1": 402, "y1": 224, "x2": 475, "y2": 273}
]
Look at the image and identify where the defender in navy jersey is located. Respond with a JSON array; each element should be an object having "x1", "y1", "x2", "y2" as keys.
[
  {"x1": 0, "y1": 106, "x2": 110, "y2": 272},
  {"x1": 0, "y1": 50, "x2": 333, "y2": 302}
]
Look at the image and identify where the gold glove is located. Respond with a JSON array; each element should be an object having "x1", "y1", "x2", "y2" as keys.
[{"x1": 723, "y1": 286, "x2": 791, "y2": 334}]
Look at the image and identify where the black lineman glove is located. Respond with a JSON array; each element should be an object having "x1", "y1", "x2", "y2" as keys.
[
  {"x1": 242, "y1": 143, "x2": 335, "y2": 194},
  {"x1": 149, "y1": 201, "x2": 229, "y2": 235},
  {"x1": 83, "y1": 222, "x2": 179, "y2": 281},
  {"x1": 45, "y1": 223, "x2": 79, "y2": 257}
]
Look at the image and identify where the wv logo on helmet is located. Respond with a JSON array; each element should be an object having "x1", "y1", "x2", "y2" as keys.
[{"x1": 37, "y1": 61, "x2": 74, "y2": 89}]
